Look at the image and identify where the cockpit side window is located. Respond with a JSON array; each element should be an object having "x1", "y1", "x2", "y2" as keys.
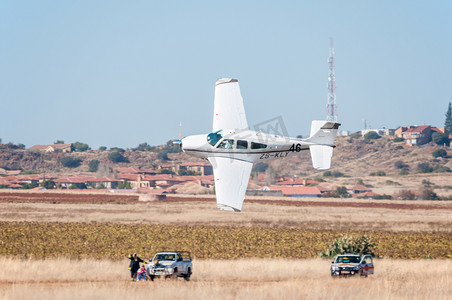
[
  {"x1": 217, "y1": 139, "x2": 234, "y2": 149},
  {"x1": 207, "y1": 130, "x2": 223, "y2": 146},
  {"x1": 237, "y1": 140, "x2": 248, "y2": 149},
  {"x1": 251, "y1": 142, "x2": 267, "y2": 149}
]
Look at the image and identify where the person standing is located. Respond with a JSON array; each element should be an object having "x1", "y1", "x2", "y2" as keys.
[{"x1": 128, "y1": 253, "x2": 145, "y2": 281}]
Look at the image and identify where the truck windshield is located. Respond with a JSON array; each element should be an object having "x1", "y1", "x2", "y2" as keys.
[
  {"x1": 155, "y1": 254, "x2": 176, "y2": 261},
  {"x1": 335, "y1": 256, "x2": 361, "y2": 263},
  {"x1": 207, "y1": 130, "x2": 223, "y2": 146}
]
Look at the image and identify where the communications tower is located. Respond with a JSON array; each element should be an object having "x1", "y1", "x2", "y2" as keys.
[{"x1": 327, "y1": 37, "x2": 337, "y2": 122}]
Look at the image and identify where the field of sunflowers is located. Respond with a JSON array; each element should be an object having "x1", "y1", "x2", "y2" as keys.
[{"x1": 0, "y1": 222, "x2": 450, "y2": 259}]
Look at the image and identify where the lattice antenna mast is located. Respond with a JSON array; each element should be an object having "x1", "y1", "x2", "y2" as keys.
[{"x1": 327, "y1": 37, "x2": 337, "y2": 122}]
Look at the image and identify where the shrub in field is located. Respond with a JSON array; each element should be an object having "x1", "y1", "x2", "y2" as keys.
[{"x1": 319, "y1": 235, "x2": 377, "y2": 258}]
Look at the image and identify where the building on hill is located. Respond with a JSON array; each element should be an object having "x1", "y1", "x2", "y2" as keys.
[
  {"x1": 157, "y1": 162, "x2": 213, "y2": 176},
  {"x1": 115, "y1": 167, "x2": 156, "y2": 175},
  {"x1": 276, "y1": 178, "x2": 321, "y2": 186},
  {"x1": 54, "y1": 175, "x2": 119, "y2": 189},
  {"x1": 179, "y1": 162, "x2": 213, "y2": 176},
  {"x1": 29, "y1": 144, "x2": 72, "y2": 153},
  {"x1": 395, "y1": 125, "x2": 432, "y2": 146},
  {"x1": 0, "y1": 168, "x2": 21, "y2": 176},
  {"x1": 267, "y1": 185, "x2": 323, "y2": 197}
]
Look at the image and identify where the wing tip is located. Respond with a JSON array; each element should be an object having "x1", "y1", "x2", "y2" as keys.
[
  {"x1": 217, "y1": 203, "x2": 241, "y2": 212},
  {"x1": 216, "y1": 78, "x2": 238, "y2": 86}
]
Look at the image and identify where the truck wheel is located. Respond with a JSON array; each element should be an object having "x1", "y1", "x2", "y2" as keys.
[{"x1": 184, "y1": 268, "x2": 191, "y2": 281}]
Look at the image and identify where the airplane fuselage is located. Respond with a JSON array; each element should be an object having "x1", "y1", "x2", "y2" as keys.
[{"x1": 182, "y1": 129, "x2": 317, "y2": 163}]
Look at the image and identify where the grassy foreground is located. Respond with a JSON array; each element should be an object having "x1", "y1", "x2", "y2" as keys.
[
  {"x1": 1, "y1": 222, "x2": 450, "y2": 259},
  {"x1": 0, "y1": 258, "x2": 450, "y2": 300}
]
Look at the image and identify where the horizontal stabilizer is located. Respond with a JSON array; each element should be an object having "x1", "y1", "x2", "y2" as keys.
[{"x1": 310, "y1": 145, "x2": 333, "y2": 170}]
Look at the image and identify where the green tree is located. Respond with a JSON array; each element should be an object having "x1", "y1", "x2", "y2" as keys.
[
  {"x1": 88, "y1": 160, "x2": 100, "y2": 172},
  {"x1": 54, "y1": 140, "x2": 64, "y2": 144},
  {"x1": 108, "y1": 151, "x2": 129, "y2": 163},
  {"x1": 98, "y1": 146, "x2": 107, "y2": 151},
  {"x1": 319, "y1": 235, "x2": 377, "y2": 258},
  {"x1": 157, "y1": 150, "x2": 170, "y2": 161},
  {"x1": 445, "y1": 102, "x2": 452, "y2": 133},
  {"x1": 364, "y1": 131, "x2": 381, "y2": 140},
  {"x1": 118, "y1": 180, "x2": 131, "y2": 189},
  {"x1": 21, "y1": 183, "x2": 38, "y2": 189},
  {"x1": 40, "y1": 180, "x2": 55, "y2": 189},
  {"x1": 72, "y1": 142, "x2": 90, "y2": 152},
  {"x1": 432, "y1": 149, "x2": 447, "y2": 158},
  {"x1": 432, "y1": 132, "x2": 449, "y2": 146},
  {"x1": 134, "y1": 142, "x2": 154, "y2": 151},
  {"x1": 178, "y1": 169, "x2": 198, "y2": 176},
  {"x1": 60, "y1": 156, "x2": 82, "y2": 168}
]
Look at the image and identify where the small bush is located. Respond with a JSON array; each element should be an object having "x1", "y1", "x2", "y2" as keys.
[
  {"x1": 417, "y1": 163, "x2": 433, "y2": 173},
  {"x1": 370, "y1": 170, "x2": 386, "y2": 176},
  {"x1": 108, "y1": 151, "x2": 129, "y2": 163},
  {"x1": 421, "y1": 188, "x2": 440, "y2": 200},
  {"x1": 323, "y1": 171, "x2": 345, "y2": 177},
  {"x1": 395, "y1": 145, "x2": 404, "y2": 150},
  {"x1": 60, "y1": 157, "x2": 82, "y2": 168},
  {"x1": 373, "y1": 194, "x2": 392, "y2": 200},
  {"x1": 393, "y1": 137, "x2": 405, "y2": 142},
  {"x1": 432, "y1": 149, "x2": 447, "y2": 158},
  {"x1": 88, "y1": 160, "x2": 100, "y2": 172},
  {"x1": 399, "y1": 169, "x2": 409, "y2": 175},
  {"x1": 394, "y1": 160, "x2": 408, "y2": 169}
]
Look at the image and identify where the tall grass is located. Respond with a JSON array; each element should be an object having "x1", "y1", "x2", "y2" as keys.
[{"x1": 0, "y1": 258, "x2": 450, "y2": 300}]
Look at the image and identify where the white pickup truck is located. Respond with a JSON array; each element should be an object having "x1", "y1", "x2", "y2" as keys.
[
  {"x1": 146, "y1": 251, "x2": 192, "y2": 281},
  {"x1": 330, "y1": 254, "x2": 374, "y2": 277}
]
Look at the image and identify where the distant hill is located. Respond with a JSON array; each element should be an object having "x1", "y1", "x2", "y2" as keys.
[{"x1": 0, "y1": 136, "x2": 450, "y2": 181}]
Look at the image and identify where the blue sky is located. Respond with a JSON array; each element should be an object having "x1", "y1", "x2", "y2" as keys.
[{"x1": 1, "y1": 1, "x2": 451, "y2": 148}]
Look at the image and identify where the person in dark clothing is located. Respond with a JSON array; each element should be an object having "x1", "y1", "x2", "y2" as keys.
[{"x1": 128, "y1": 253, "x2": 146, "y2": 281}]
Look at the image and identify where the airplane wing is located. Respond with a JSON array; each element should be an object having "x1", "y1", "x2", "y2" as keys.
[
  {"x1": 208, "y1": 157, "x2": 252, "y2": 212},
  {"x1": 213, "y1": 78, "x2": 248, "y2": 132}
]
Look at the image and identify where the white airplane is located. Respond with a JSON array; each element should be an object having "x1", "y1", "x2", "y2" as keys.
[{"x1": 181, "y1": 78, "x2": 340, "y2": 212}]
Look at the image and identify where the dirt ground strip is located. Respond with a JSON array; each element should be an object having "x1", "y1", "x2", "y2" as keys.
[{"x1": 1, "y1": 191, "x2": 451, "y2": 210}]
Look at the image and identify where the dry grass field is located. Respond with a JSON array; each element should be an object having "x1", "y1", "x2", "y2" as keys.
[
  {"x1": 0, "y1": 193, "x2": 451, "y2": 299},
  {"x1": 1, "y1": 198, "x2": 450, "y2": 232},
  {"x1": 0, "y1": 258, "x2": 450, "y2": 300}
]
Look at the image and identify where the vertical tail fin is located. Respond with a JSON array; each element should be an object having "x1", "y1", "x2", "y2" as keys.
[{"x1": 306, "y1": 120, "x2": 340, "y2": 170}]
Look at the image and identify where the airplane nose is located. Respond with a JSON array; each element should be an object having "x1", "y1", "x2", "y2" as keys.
[{"x1": 181, "y1": 134, "x2": 206, "y2": 152}]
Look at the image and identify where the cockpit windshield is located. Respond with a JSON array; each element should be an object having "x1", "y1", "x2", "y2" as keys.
[{"x1": 207, "y1": 130, "x2": 223, "y2": 146}]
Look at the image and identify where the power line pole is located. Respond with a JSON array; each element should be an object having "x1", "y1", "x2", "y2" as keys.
[{"x1": 327, "y1": 37, "x2": 337, "y2": 122}]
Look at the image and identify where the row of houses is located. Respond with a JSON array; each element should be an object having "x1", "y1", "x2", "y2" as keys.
[
  {"x1": 363, "y1": 125, "x2": 451, "y2": 147},
  {"x1": 0, "y1": 172, "x2": 377, "y2": 198}
]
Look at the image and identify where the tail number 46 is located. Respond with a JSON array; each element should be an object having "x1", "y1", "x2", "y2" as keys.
[{"x1": 289, "y1": 144, "x2": 302, "y2": 152}]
